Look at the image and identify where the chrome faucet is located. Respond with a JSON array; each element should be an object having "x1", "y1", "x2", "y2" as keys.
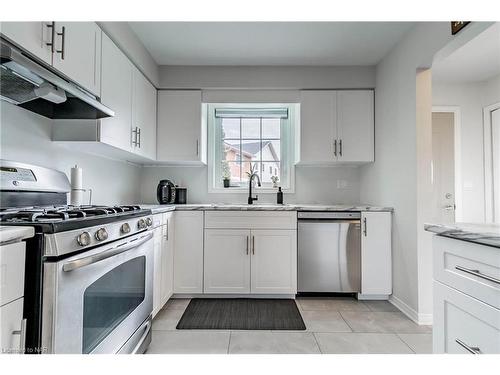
[{"x1": 247, "y1": 171, "x2": 261, "y2": 205}]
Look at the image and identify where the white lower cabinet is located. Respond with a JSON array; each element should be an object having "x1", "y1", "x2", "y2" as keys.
[
  {"x1": 173, "y1": 211, "x2": 204, "y2": 294},
  {"x1": 152, "y1": 223, "x2": 163, "y2": 317},
  {"x1": 204, "y1": 229, "x2": 251, "y2": 294},
  {"x1": 0, "y1": 298, "x2": 24, "y2": 354},
  {"x1": 160, "y1": 212, "x2": 174, "y2": 305},
  {"x1": 203, "y1": 212, "x2": 297, "y2": 296},
  {"x1": 250, "y1": 230, "x2": 297, "y2": 294},
  {"x1": 433, "y1": 281, "x2": 500, "y2": 354},
  {"x1": 360, "y1": 211, "x2": 392, "y2": 297}
]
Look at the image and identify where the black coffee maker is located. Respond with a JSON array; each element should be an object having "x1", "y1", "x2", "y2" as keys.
[{"x1": 157, "y1": 180, "x2": 176, "y2": 204}]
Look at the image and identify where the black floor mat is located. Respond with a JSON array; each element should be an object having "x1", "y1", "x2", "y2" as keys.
[{"x1": 176, "y1": 298, "x2": 306, "y2": 330}]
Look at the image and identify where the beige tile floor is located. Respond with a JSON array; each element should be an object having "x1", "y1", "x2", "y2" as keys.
[{"x1": 146, "y1": 297, "x2": 432, "y2": 354}]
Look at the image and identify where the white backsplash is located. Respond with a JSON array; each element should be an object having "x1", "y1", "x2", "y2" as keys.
[{"x1": 140, "y1": 165, "x2": 361, "y2": 205}]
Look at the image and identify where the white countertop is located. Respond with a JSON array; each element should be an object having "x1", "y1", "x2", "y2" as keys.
[
  {"x1": 0, "y1": 226, "x2": 35, "y2": 244},
  {"x1": 139, "y1": 203, "x2": 393, "y2": 215},
  {"x1": 424, "y1": 222, "x2": 500, "y2": 248}
]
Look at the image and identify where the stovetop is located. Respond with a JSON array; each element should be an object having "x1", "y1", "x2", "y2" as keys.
[{"x1": 0, "y1": 205, "x2": 152, "y2": 233}]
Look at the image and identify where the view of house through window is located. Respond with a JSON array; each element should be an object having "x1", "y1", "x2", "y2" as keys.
[{"x1": 221, "y1": 117, "x2": 281, "y2": 186}]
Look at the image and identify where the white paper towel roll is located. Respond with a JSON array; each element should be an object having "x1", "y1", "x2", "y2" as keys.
[{"x1": 70, "y1": 165, "x2": 83, "y2": 206}]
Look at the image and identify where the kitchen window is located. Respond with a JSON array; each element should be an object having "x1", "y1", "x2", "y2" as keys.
[{"x1": 207, "y1": 103, "x2": 298, "y2": 192}]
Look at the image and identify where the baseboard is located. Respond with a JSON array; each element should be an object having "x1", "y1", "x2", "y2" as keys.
[
  {"x1": 357, "y1": 294, "x2": 389, "y2": 300},
  {"x1": 172, "y1": 293, "x2": 296, "y2": 299},
  {"x1": 389, "y1": 295, "x2": 433, "y2": 326}
]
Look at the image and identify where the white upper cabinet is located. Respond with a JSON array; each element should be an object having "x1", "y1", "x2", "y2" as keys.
[
  {"x1": 51, "y1": 22, "x2": 102, "y2": 96},
  {"x1": 337, "y1": 90, "x2": 374, "y2": 162},
  {"x1": 100, "y1": 33, "x2": 133, "y2": 153},
  {"x1": 157, "y1": 90, "x2": 206, "y2": 163},
  {"x1": 132, "y1": 67, "x2": 157, "y2": 160},
  {"x1": 0, "y1": 22, "x2": 52, "y2": 64},
  {"x1": 300, "y1": 90, "x2": 337, "y2": 163},
  {"x1": 1, "y1": 22, "x2": 102, "y2": 96},
  {"x1": 300, "y1": 90, "x2": 374, "y2": 164},
  {"x1": 360, "y1": 212, "x2": 392, "y2": 296}
]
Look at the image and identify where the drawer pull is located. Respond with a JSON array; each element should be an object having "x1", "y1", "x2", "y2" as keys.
[
  {"x1": 455, "y1": 265, "x2": 500, "y2": 285},
  {"x1": 455, "y1": 338, "x2": 481, "y2": 354}
]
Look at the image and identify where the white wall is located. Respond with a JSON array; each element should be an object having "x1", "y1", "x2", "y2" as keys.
[
  {"x1": 159, "y1": 66, "x2": 375, "y2": 89},
  {"x1": 140, "y1": 165, "x2": 361, "y2": 205},
  {"x1": 432, "y1": 73, "x2": 500, "y2": 222},
  {"x1": 0, "y1": 103, "x2": 142, "y2": 205},
  {"x1": 360, "y1": 22, "x2": 491, "y2": 323}
]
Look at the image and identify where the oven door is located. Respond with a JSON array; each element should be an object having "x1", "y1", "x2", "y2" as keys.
[{"x1": 42, "y1": 231, "x2": 153, "y2": 354}]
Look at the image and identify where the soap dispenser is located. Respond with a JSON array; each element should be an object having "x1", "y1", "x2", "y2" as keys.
[{"x1": 277, "y1": 187, "x2": 283, "y2": 204}]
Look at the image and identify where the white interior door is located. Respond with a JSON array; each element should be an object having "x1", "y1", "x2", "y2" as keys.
[
  {"x1": 432, "y1": 112, "x2": 456, "y2": 224},
  {"x1": 491, "y1": 108, "x2": 500, "y2": 223}
]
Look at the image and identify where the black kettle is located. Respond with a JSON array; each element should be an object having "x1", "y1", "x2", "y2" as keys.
[{"x1": 157, "y1": 180, "x2": 176, "y2": 204}]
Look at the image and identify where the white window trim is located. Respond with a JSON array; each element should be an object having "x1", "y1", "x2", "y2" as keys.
[{"x1": 206, "y1": 103, "x2": 298, "y2": 194}]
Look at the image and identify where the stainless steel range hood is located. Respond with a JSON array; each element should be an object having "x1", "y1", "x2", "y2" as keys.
[{"x1": 0, "y1": 38, "x2": 114, "y2": 119}]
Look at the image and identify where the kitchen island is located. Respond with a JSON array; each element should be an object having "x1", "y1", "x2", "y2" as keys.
[{"x1": 425, "y1": 222, "x2": 500, "y2": 354}]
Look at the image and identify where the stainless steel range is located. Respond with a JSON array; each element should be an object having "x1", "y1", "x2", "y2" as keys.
[{"x1": 0, "y1": 160, "x2": 154, "y2": 354}]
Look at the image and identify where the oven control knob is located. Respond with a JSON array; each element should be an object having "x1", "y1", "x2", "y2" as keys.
[
  {"x1": 95, "y1": 228, "x2": 108, "y2": 241},
  {"x1": 146, "y1": 217, "x2": 153, "y2": 227},
  {"x1": 137, "y1": 218, "x2": 147, "y2": 230},
  {"x1": 76, "y1": 232, "x2": 91, "y2": 247},
  {"x1": 120, "y1": 223, "x2": 131, "y2": 234}
]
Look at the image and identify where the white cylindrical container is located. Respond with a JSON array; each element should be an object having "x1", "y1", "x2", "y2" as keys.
[{"x1": 70, "y1": 165, "x2": 84, "y2": 206}]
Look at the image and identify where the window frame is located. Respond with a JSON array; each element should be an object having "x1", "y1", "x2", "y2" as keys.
[{"x1": 206, "y1": 103, "x2": 298, "y2": 193}]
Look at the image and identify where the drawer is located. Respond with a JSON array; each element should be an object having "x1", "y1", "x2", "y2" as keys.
[
  {"x1": 205, "y1": 211, "x2": 297, "y2": 230},
  {"x1": 433, "y1": 281, "x2": 500, "y2": 354},
  {"x1": 0, "y1": 242, "x2": 26, "y2": 306},
  {"x1": 0, "y1": 298, "x2": 24, "y2": 354},
  {"x1": 433, "y1": 236, "x2": 500, "y2": 309}
]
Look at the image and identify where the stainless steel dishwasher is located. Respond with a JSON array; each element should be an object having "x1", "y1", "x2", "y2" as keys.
[{"x1": 298, "y1": 211, "x2": 361, "y2": 293}]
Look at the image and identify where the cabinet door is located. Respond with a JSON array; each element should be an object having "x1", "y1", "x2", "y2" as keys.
[
  {"x1": 204, "y1": 229, "x2": 251, "y2": 294},
  {"x1": 51, "y1": 22, "x2": 101, "y2": 96},
  {"x1": 300, "y1": 90, "x2": 337, "y2": 163},
  {"x1": 337, "y1": 90, "x2": 374, "y2": 162},
  {"x1": 0, "y1": 298, "x2": 24, "y2": 354},
  {"x1": 361, "y1": 212, "x2": 392, "y2": 296},
  {"x1": 250, "y1": 229, "x2": 297, "y2": 294},
  {"x1": 132, "y1": 68, "x2": 157, "y2": 160},
  {"x1": 99, "y1": 33, "x2": 133, "y2": 152},
  {"x1": 0, "y1": 22, "x2": 52, "y2": 65},
  {"x1": 434, "y1": 281, "x2": 500, "y2": 354},
  {"x1": 157, "y1": 90, "x2": 203, "y2": 163},
  {"x1": 173, "y1": 211, "x2": 204, "y2": 294},
  {"x1": 152, "y1": 226, "x2": 163, "y2": 317},
  {"x1": 160, "y1": 213, "x2": 174, "y2": 305}
]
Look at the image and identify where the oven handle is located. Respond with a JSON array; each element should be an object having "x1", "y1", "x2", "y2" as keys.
[{"x1": 62, "y1": 232, "x2": 153, "y2": 272}]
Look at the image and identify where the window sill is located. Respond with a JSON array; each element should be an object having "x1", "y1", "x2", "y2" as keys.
[{"x1": 209, "y1": 186, "x2": 294, "y2": 194}]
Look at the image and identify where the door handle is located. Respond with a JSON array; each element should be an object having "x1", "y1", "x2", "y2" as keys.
[
  {"x1": 455, "y1": 338, "x2": 481, "y2": 354},
  {"x1": 363, "y1": 217, "x2": 367, "y2": 236},
  {"x1": 63, "y1": 232, "x2": 153, "y2": 272},
  {"x1": 12, "y1": 318, "x2": 27, "y2": 354},
  {"x1": 339, "y1": 139, "x2": 343, "y2": 157},
  {"x1": 137, "y1": 127, "x2": 141, "y2": 148},
  {"x1": 455, "y1": 265, "x2": 500, "y2": 284},
  {"x1": 252, "y1": 236, "x2": 255, "y2": 255},
  {"x1": 333, "y1": 139, "x2": 337, "y2": 157},
  {"x1": 56, "y1": 25, "x2": 66, "y2": 60},
  {"x1": 246, "y1": 236, "x2": 249, "y2": 255},
  {"x1": 46, "y1": 22, "x2": 55, "y2": 53}
]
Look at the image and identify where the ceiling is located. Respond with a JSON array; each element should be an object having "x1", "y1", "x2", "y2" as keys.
[
  {"x1": 432, "y1": 23, "x2": 500, "y2": 83},
  {"x1": 129, "y1": 22, "x2": 415, "y2": 66}
]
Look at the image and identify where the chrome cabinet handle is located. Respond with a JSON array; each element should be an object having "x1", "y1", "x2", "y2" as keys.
[
  {"x1": 333, "y1": 139, "x2": 337, "y2": 157},
  {"x1": 166, "y1": 220, "x2": 169, "y2": 241},
  {"x1": 137, "y1": 127, "x2": 141, "y2": 148},
  {"x1": 196, "y1": 139, "x2": 199, "y2": 156},
  {"x1": 252, "y1": 236, "x2": 255, "y2": 255},
  {"x1": 63, "y1": 232, "x2": 153, "y2": 272},
  {"x1": 46, "y1": 22, "x2": 55, "y2": 53},
  {"x1": 131, "y1": 127, "x2": 138, "y2": 146},
  {"x1": 56, "y1": 26, "x2": 65, "y2": 60},
  {"x1": 363, "y1": 217, "x2": 367, "y2": 236},
  {"x1": 455, "y1": 265, "x2": 500, "y2": 285},
  {"x1": 246, "y1": 235, "x2": 249, "y2": 255},
  {"x1": 455, "y1": 339, "x2": 481, "y2": 354},
  {"x1": 12, "y1": 318, "x2": 27, "y2": 354},
  {"x1": 339, "y1": 139, "x2": 343, "y2": 156}
]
